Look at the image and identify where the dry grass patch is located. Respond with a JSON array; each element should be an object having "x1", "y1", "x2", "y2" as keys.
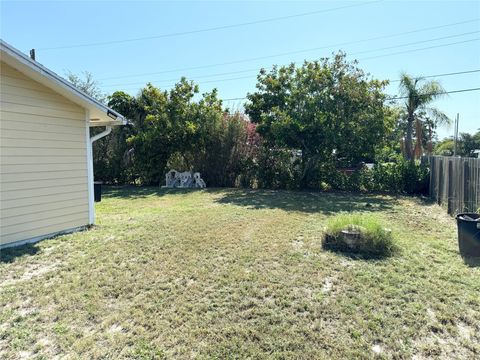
[{"x1": 1, "y1": 187, "x2": 479, "y2": 359}]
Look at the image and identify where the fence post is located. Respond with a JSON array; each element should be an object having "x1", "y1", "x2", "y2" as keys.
[
  {"x1": 463, "y1": 160, "x2": 470, "y2": 212},
  {"x1": 438, "y1": 158, "x2": 444, "y2": 205},
  {"x1": 427, "y1": 156, "x2": 479, "y2": 215},
  {"x1": 447, "y1": 159, "x2": 454, "y2": 215},
  {"x1": 428, "y1": 156, "x2": 437, "y2": 197}
]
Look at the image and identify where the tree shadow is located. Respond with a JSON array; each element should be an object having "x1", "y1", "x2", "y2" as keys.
[
  {"x1": 214, "y1": 189, "x2": 398, "y2": 215},
  {"x1": 103, "y1": 186, "x2": 200, "y2": 199},
  {"x1": 322, "y1": 247, "x2": 396, "y2": 262},
  {"x1": 0, "y1": 243, "x2": 40, "y2": 263},
  {"x1": 103, "y1": 186, "x2": 399, "y2": 215}
]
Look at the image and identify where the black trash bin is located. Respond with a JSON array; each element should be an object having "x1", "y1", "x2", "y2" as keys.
[
  {"x1": 94, "y1": 181, "x2": 102, "y2": 202},
  {"x1": 456, "y1": 213, "x2": 480, "y2": 260}
]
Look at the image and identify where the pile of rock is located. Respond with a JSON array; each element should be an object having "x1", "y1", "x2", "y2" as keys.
[{"x1": 164, "y1": 170, "x2": 206, "y2": 188}]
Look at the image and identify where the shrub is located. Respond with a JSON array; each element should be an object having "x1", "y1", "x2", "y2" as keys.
[
  {"x1": 367, "y1": 158, "x2": 428, "y2": 194},
  {"x1": 256, "y1": 147, "x2": 298, "y2": 189},
  {"x1": 322, "y1": 214, "x2": 397, "y2": 258},
  {"x1": 168, "y1": 112, "x2": 255, "y2": 187},
  {"x1": 321, "y1": 156, "x2": 428, "y2": 194}
]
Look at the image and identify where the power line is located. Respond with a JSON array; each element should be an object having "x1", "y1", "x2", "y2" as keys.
[
  {"x1": 102, "y1": 66, "x2": 480, "y2": 93},
  {"x1": 101, "y1": 30, "x2": 480, "y2": 88},
  {"x1": 352, "y1": 31, "x2": 479, "y2": 56},
  {"x1": 223, "y1": 97, "x2": 248, "y2": 102},
  {"x1": 387, "y1": 87, "x2": 480, "y2": 100},
  {"x1": 221, "y1": 87, "x2": 480, "y2": 102},
  {"x1": 37, "y1": 1, "x2": 382, "y2": 51},
  {"x1": 106, "y1": 38, "x2": 480, "y2": 91},
  {"x1": 114, "y1": 68, "x2": 480, "y2": 92},
  {"x1": 98, "y1": 18, "x2": 480, "y2": 81},
  {"x1": 103, "y1": 68, "x2": 261, "y2": 87},
  {"x1": 163, "y1": 74, "x2": 255, "y2": 87},
  {"x1": 359, "y1": 37, "x2": 479, "y2": 61},
  {"x1": 389, "y1": 69, "x2": 480, "y2": 83},
  {"x1": 103, "y1": 61, "x2": 480, "y2": 90}
]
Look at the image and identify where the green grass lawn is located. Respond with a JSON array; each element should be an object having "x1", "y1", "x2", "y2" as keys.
[{"x1": 1, "y1": 188, "x2": 479, "y2": 359}]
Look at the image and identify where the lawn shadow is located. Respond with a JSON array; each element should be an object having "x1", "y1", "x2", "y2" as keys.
[
  {"x1": 0, "y1": 243, "x2": 40, "y2": 263},
  {"x1": 103, "y1": 186, "x2": 200, "y2": 199},
  {"x1": 215, "y1": 188, "x2": 397, "y2": 215},
  {"x1": 323, "y1": 248, "x2": 396, "y2": 262}
]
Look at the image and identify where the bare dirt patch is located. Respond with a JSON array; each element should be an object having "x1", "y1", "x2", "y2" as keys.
[{"x1": 0, "y1": 261, "x2": 59, "y2": 288}]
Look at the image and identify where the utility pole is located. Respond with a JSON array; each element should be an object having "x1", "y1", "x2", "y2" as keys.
[{"x1": 453, "y1": 113, "x2": 459, "y2": 156}]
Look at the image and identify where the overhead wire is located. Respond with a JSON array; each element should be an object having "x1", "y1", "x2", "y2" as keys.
[
  {"x1": 388, "y1": 87, "x2": 480, "y2": 100},
  {"x1": 113, "y1": 68, "x2": 480, "y2": 93},
  {"x1": 221, "y1": 87, "x2": 480, "y2": 102},
  {"x1": 109, "y1": 37, "x2": 480, "y2": 92},
  {"x1": 98, "y1": 18, "x2": 480, "y2": 81},
  {"x1": 37, "y1": 1, "x2": 382, "y2": 51},
  {"x1": 359, "y1": 37, "x2": 479, "y2": 61},
  {"x1": 101, "y1": 30, "x2": 480, "y2": 88}
]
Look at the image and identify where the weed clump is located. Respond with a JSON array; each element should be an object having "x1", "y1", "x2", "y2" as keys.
[{"x1": 322, "y1": 214, "x2": 397, "y2": 258}]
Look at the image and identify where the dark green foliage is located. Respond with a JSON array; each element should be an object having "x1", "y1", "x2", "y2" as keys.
[
  {"x1": 365, "y1": 158, "x2": 429, "y2": 194},
  {"x1": 168, "y1": 113, "x2": 260, "y2": 187},
  {"x1": 255, "y1": 147, "x2": 298, "y2": 189},
  {"x1": 92, "y1": 125, "x2": 135, "y2": 184},
  {"x1": 331, "y1": 161, "x2": 427, "y2": 194}
]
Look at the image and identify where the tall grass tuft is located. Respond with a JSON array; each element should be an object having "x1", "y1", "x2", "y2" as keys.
[{"x1": 322, "y1": 214, "x2": 397, "y2": 258}]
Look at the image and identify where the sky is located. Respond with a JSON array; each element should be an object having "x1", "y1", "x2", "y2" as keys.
[{"x1": 1, "y1": 0, "x2": 479, "y2": 139}]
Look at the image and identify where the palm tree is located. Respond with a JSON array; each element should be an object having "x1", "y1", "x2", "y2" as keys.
[{"x1": 399, "y1": 73, "x2": 450, "y2": 159}]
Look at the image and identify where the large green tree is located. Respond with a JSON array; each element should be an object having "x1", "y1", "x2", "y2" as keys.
[
  {"x1": 398, "y1": 73, "x2": 450, "y2": 160},
  {"x1": 245, "y1": 53, "x2": 393, "y2": 187}
]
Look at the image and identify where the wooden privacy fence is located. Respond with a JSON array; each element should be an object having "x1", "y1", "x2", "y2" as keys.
[{"x1": 423, "y1": 156, "x2": 480, "y2": 215}]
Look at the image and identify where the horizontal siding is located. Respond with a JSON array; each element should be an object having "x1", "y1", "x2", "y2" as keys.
[
  {"x1": 0, "y1": 116, "x2": 86, "y2": 134},
  {"x1": 1, "y1": 183, "x2": 87, "y2": 201},
  {"x1": 0, "y1": 110, "x2": 85, "y2": 128},
  {"x1": 1, "y1": 101, "x2": 84, "y2": 120},
  {"x1": 1, "y1": 147, "x2": 86, "y2": 157},
  {"x1": 2, "y1": 191, "x2": 87, "y2": 215},
  {"x1": 0, "y1": 73, "x2": 61, "y2": 95},
  {"x1": 2, "y1": 212, "x2": 89, "y2": 236},
  {"x1": 1, "y1": 137, "x2": 86, "y2": 149},
  {"x1": 1, "y1": 155, "x2": 85, "y2": 165},
  {"x1": 1, "y1": 196, "x2": 87, "y2": 219},
  {"x1": 1, "y1": 169, "x2": 87, "y2": 182},
  {"x1": 1, "y1": 61, "x2": 89, "y2": 246},
  {"x1": 1, "y1": 162, "x2": 87, "y2": 174},
  {"x1": 1, "y1": 217, "x2": 88, "y2": 246},
  {"x1": 1, "y1": 83, "x2": 80, "y2": 106},
  {"x1": 1, "y1": 176, "x2": 88, "y2": 191},
  {"x1": 1, "y1": 92, "x2": 85, "y2": 113},
  {"x1": 1, "y1": 128, "x2": 87, "y2": 142},
  {"x1": 2, "y1": 203, "x2": 88, "y2": 227}
]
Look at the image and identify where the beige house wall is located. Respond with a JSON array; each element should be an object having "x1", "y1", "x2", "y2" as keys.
[{"x1": 0, "y1": 62, "x2": 89, "y2": 246}]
